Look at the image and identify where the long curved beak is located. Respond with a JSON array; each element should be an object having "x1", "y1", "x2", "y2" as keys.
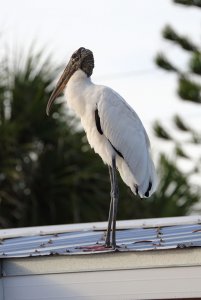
[{"x1": 46, "y1": 61, "x2": 74, "y2": 116}]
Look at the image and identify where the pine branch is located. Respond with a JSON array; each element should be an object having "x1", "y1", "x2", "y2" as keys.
[
  {"x1": 155, "y1": 53, "x2": 178, "y2": 72},
  {"x1": 173, "y1": 115, "x2": 190, "y2": 131},
  {"x1": 153, "y1": 121, "x2": 173, "y2": 140},
  {"x1": 189, "y1": 52, "x2": 201, "y2": 75},
  {"x1": 163, "y1": 25, "x2": 199, "y2": 52},
  {"x1": 190, "y1": 131, "x2": 201, "y2": 144},
  {"x1": 174, "y1": 0, "x2": 201, "y2": 8},
  {"x1": 178, "y1": 76, "x2": 201, "y2": 103},
  {"x1": 175, "y1": 144, "x2": 189, "y2": 158}
]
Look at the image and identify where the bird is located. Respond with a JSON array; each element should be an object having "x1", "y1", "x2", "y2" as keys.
[{"x1": 46, "y1": 47, "x2": 157, "y2": 249}]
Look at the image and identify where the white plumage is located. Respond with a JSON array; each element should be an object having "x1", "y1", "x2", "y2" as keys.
[
  {"x1": 66, "y1": 69, "x2": 157, "y2": 198},
  {"x1": 46, "y1": 47, "x2": 157, "y2": 248}
]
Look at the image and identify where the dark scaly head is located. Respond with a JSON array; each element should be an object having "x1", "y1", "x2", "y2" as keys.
[{"x1": 46, "y1": 47, "x2": 94, "y2": 116}]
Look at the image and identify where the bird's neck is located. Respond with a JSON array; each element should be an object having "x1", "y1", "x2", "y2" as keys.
[{"x1": 65, "y1": 69, "x2": 92, "y2": 117}]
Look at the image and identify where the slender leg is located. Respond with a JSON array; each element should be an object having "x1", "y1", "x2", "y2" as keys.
[
  {"x1": 111, "y1": 157, "x2": 119, "y2": 249},
  {"x1": 77, "y1": 159, "x2": 118, "y2": 252},
  {"x1": 105, "y1": 166, "x2": 114, "y2": 247}
]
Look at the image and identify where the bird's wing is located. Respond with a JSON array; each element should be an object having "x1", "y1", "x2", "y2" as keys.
[{"x1": 97, "y1": 87, "x2": 155, "y2": 196}]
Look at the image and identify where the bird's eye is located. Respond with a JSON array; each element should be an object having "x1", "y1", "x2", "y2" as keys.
[{"x1": 72, "y1": 53, "x2": 79, "y2": 62}]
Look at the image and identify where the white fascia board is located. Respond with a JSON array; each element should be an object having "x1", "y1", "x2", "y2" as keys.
[{"x1": 3, "y1": 248, "x2": 201, "y2": 277}]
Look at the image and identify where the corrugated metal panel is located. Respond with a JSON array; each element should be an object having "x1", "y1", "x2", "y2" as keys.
[
  {"x1": 1, "y1": 216, "x2": 200, "y2": 239},
  {"x1": 0, "y1": 216, "x2": 201, "y2": 258}
]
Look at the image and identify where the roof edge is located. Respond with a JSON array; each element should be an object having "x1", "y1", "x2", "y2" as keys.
[{"x1": 0, "y1": 215, "x2": 201, "y2": 239}]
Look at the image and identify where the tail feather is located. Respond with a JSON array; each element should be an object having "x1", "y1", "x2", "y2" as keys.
[
  {"x1": 117, "y1": 151, "x2": 157, "y2": 199},
  {"x1": 138, "y1": 155, "x2": 157, "y2": 198}
]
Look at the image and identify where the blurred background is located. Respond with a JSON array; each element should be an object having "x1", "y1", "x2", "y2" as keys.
[{"x1": 0, "y1": 0, "x2": 200, "y2": 228}]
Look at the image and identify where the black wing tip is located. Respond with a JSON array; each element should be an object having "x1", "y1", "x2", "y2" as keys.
[
  {"x1": 134, "y1": 184, "x2": 143, "y2": 199},
  {"x1": 144, "y1": 181, "x2": 152, "y2": 197},
  {"x1": 134, "y1": 184, "x2": 139, "y2": 196}
]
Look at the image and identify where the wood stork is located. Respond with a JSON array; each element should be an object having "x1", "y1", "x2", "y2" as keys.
[{"x1": 46, "y1": 47, "x2": 157, "y2": 249}]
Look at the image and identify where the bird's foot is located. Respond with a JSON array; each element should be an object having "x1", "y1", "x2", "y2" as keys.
[
  {"x1": 105, "y1": 241, "x2": 120, "y2": 250},
  {"x1": 105, "y1": 241, "x2": 115, "y2": 249},
  {"x1": 105, "y1": 239, "x2": 111, "y2": 248}
]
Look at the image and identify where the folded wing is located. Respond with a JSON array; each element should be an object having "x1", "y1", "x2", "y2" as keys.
[{"x1": 97, "y1": 87, "x2": 157, "y2": 197}]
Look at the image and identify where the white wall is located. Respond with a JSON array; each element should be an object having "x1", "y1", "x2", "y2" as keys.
[{"x1": 0, "y1": 279, "x2": 3, "y2": 300}]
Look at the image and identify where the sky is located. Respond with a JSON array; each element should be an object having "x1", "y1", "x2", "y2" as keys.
[{"x1": 1, "y1": 0, "x2": 200, "y2": 167}]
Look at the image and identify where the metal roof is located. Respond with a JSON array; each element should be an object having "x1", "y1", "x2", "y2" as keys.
[{"x1": 1, "y1": 216, "x2": 201, "y2": 258}]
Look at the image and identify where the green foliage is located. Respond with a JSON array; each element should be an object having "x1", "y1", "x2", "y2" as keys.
[
  {"x1": 155, "y1": 53, "x2": 178, "y2": 72},
  {"x1": 153, "y1": 0, "x2": 201, "y2": 218},
  {"x1": 0, "y1": 49, "x2": 118, "y2": 228},
  {"x1": 173, "y1": 115, "x2": 190, "y2": 131},
  {"x1": 153, "y1": 121, "x2": 172, "y2": 140},
  {"x1": 163, "y1": 25, "x2": 178, "y2": 42},
  {"x1": 178, "y1": 76, "x2": 201, "y2": 103},
  {"x1": 155, "y1": 5, "x2": 201, "y2": 105},
  {"x1": 174, "y1": 0, "x2": 201, "y2": 7},
  {"x1": 189, "y1": 52, "x2": 201, "y2": 75},
  {"x1": 190, "y1": 131, "x2": 201, "y2": 144},
  {"x1": 175, "y1": 144, "x2": 189, "y2": 158},
  {"x1": 163, "y1": 25, "x2": 198, "y2": 52},
  {"x1": 146, "y1": 155, "x2": 200, "y2": 217}
]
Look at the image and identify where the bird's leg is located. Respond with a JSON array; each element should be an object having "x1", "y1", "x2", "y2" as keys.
[
  {"x1": 111, "y1": 157, "x2": 119, "y2": 249},
  {"x1": 105, "y1": 165, "x2": 114, "y2": 247}
]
